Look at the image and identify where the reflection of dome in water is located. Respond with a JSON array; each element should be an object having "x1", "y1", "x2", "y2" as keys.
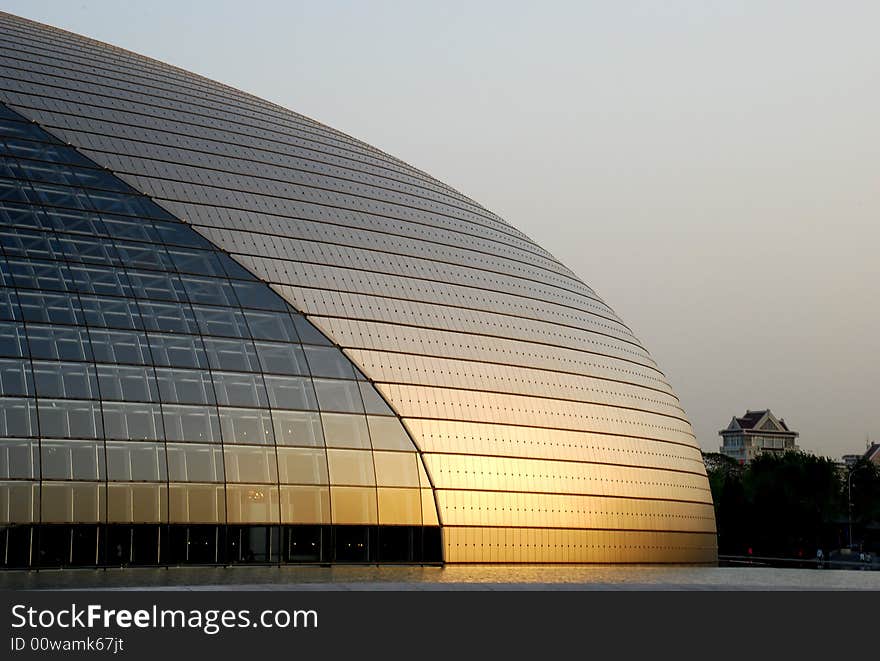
[{"x1": 0, "y1": 11, "x2": 716, "y2": 567}]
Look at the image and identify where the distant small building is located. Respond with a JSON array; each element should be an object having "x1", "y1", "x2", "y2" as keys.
[
  {"x1": 719, "y1": 409, "x2": 799, "y2": 464},
  {"x1": 865, "y1": 443, "x2": 880, "y2": 466},
  {"x1": 840, "y1": 443, "x2": 879, "y2": 470}
]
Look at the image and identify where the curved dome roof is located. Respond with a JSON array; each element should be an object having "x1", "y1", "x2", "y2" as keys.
[{"x1": 0, "y1": 11, "x2": 716, "y2": 563}]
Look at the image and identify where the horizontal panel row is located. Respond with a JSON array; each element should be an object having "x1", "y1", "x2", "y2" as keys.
[
  {"x1": 424, "y1": 454, "x2": 711, "y2": 502},
  {"x1": 436, "y1": 489, "x2": 715, "y2": 531},
  {"x1": 380, "y1": 384, "x2": 695, "y2": 443},
  {"x1": 406, "y1": 419, "x2": 704, "y2": 470},
  {"x1": 443, "y1": 526, "x2": 717, "y2": 563},
  {"x1": 348, "y1": 350, "x2": 683, "y2": 416},
  {"x1": 0, "y1": 480, "x2": 437, "y2": 526},
  {"x1": 311, "y1": 317, "x2": 671, "y2": 392}
]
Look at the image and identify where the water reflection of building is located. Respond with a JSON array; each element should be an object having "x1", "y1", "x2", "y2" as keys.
[{"x1": 719, "y1": 409, "x2": 799, "y2": 464}]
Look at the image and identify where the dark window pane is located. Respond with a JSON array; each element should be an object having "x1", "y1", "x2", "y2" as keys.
[
  {"x1": 147, "y1": 333, "x2": 208, "y2": 369},
  {"x1": 219, "y1": 407, "x2": 274, "y2": 445},
  {"x1": 203, "y1": 337, "x2": 260, "y2": 372},
  {"x1": 153, "y1": 221, "x2": 212, "y2": 248},
  {"x1": 313, "y1": 379, "x2": 363, "y2": 413},
  {"x1": 0, "y1": 322, "x2": 28, "y2": 357},
  {"x1": 211, "y1": 372, "x2": 268, "y2": 408},
  {"x1": 32, "y1": 361, "x2": 99, "y2": 399},
  {"x1": 0, "y1": 357, "x2": 33, "y2": 396},
  {"x1": 155, "y1": 368, "x2": 215, "y2": 405},
  {"x1": 168, "y1": 247, "x2": 225, "y2": 277},
  {"x1": 163, "y1": 405, "x2": 220, "y2": 443},
  {"x1": 243, "y1": 310, "x2": 298, "y2": 342},
  {"x1": 80, "y1": 295, "x2": 144, "y2": 330},
  {"x1": 37, "y1": 399, "x2": 103, "y2": 438},
  {"x1": 181, "y1": 275, "x2": 237, "y2": 306},
  {"x1": 102, "y1": 402, "x2": 163, "y2": 440},
  {"x1": 193, "y1": 306, "x2": 249, "y2": 338},
  {"x1": 96, "y1": 365, "x2": 159, "y2": 402},
  {"x1": 231, "y1": 281, "x2": 286, "y2": 311},
  {"x1": 26, "y1": 325, "x2": 92, "y2": 361},
  {"x1": 138, "y1": 301, "x2": 198, "y2": 334},
  {"x1": 264, "y1": 375, "x2": 318, "y2": 410},
  {"x1": 90, "y1": 329, "x2": 151, "y2": 365},
  {"x1": 17, "y1": 291, "x2": 83, "y2": 325},
  {"x1": 255, "y1": 341, "x2": 307, "y2": 375},
  {"x1": 293, "y1": 314, "x2": 331, "y2": 345},
  {"x1": 128, "y1": 270, "x2": 186, "y2": 301},
  {"x1": 304, "y1": 346, "x2": 355, "y2": 379},
  {"x1": 0, "y1": 397, "x2": 37, "y2": 437}
]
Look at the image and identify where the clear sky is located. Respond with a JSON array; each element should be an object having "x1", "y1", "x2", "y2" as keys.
[{"x1": 3, "y1": 1, "x2": 878, "y2": 458}]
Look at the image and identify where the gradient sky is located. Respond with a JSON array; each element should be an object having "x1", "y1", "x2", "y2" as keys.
[{"x1": 3, "y1": 1, "x2": 878, "y2": 458}]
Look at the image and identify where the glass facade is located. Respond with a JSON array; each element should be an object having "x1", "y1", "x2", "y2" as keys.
[
  {"x1": 0, "y1": 104, "x2": 439, "y2": 566},
  {"x1": 0, "y1": 11, "x2": 716, "y2": 565}
]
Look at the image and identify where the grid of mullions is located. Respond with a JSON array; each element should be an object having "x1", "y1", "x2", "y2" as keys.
[{"x1": 0, "y1": 106, "x2": 437, "y2": 531}]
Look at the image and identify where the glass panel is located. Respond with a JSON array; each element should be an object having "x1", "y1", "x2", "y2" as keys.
[
  {"x1": 162, "y1": 405, "x2": 220, "y2": 443},
  {"x1": 378, "y1": 487, "x2": 422, "y2": 525},
  {"x1": 193, "y1": 306, "x2": 250, "y2": 337},
  {"x1": 167, "y1": 443, "x2": 224, "y2": 482},
  {"x1": 218, "y1": 407, "x2": 274, "y2": 445},
  {"x1": 225, "y1": 484, "x2": 279, "y2": 524},
  {"x1": 80, "y1": 295, "x2": 144, "y2": 330},
  {"x1": 321, "y1": 412, "x2": 371, "y2": 449},
  {"x1": 89, "y1": 329, "x2": 151, "y2": 365},
  {"x1": 147, "y1": 333, "x2": 208, "y2": 369},
  {"x1": 304, "y1": 346, "x2": 355, "y2": 379},
  {"x1": 359, "y1": 382, "x2": 394, "y2": 415},
  {"x1": 243, "y1": 309, "x2": 298, "y2": 342},
  {"x1": 168, "y1": 483, "x2": 225, "y2": 523},
  {"x1": 223, "y1": 446, "x2": 278, "y2": 484},
  {"x1": 277, "y1": 447, "x2": 328, "y2": 485},
  {"x1": 41, "y1": 440, "x2": 105, "y2": 480},
  {"x1": 279, "y1": 486, "x2": 330, "y2": 524},
  {"x1": 40, "y1": 482, "x2": 104, "y2": 523},
  {"x1": 367, "y1": 415, "x2": 414, "y2": 451},
  {"x1": 26, "y1": 325, "x2": 91, "y2": 361},
  {"x1": 106, "y1": 483, "x2": 165, "y2": 523},
  {"x1": 292, "y1": 314, "x2": 331, "y2": 345},
  {"x1": 211, "y1": 372, "x2": 268, "y2": 407},
  {"x1": 264, "y1": 375, "x2": 316, "y2": 410},
  {"x1": 0, "y1": 357, "x2": 33, "y2": 396},
  {"x1": 313, "y1": 379, "x2": 363, "y2": 413},
  {"x1": 105, "y1": 441, "x2": 167, "y2": 482},
  {"x1": 102, "y1": 402, "x2": 163, "y2": 441},
  {"x1": 254, "y1": 341, "x2": 307, "y2": 375},
  {"x1": 231, "y1": 281, "x2": 287, "y2": 310},
  {"x1": 37, "y1": 399, "x2": 102, "y2": 439},
  {"x1": 272, "y1": 410, "x2": 324, "y2": 447},
  {"x1": 0, "y1": 397, "x2": 37, "y2": 437},
  {"x1": 96, "y1": 365, "x2": 159, "y2": 402},
  {"x1": 326, "y1": 449, "x2": 376, "y2": 486},
  {"x1": 203, "y1": 337, "x2": 260, "y2": 372},
  {"x1": 32, "y1": 361, "x2": 98, "y2": 399},
  {"x1": 138, "y1": 301, "x2": 199, "y2": 334},
  {"x1": 373, "y1": 451, "x2": 420, "y2": 487},
  {"x1": 330, "y1": 486, "x2": 378, "y2": 525},
  {"x1": 0, "y1": 438, "x2": 39, "y2": 478},
  {"x1": 0, "y1": 323, "x2": 28, "y2": 357},
  {"x1": 155, "y1": 367, "x2": 215, "y2": 404}
]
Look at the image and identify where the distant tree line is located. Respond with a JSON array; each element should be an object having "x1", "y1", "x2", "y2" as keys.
[{"x1": 703, "y1": 451, "x2": 880, "y2": 557}]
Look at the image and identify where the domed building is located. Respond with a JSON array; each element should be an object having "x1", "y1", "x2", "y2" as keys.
[{"x1": 0, "y1": 11, "x2": 716, "y2": 567}]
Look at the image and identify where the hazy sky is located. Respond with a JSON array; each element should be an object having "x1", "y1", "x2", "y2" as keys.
[{"x1": 3, "y1": 1, "x2": 878, "y2": 457}]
